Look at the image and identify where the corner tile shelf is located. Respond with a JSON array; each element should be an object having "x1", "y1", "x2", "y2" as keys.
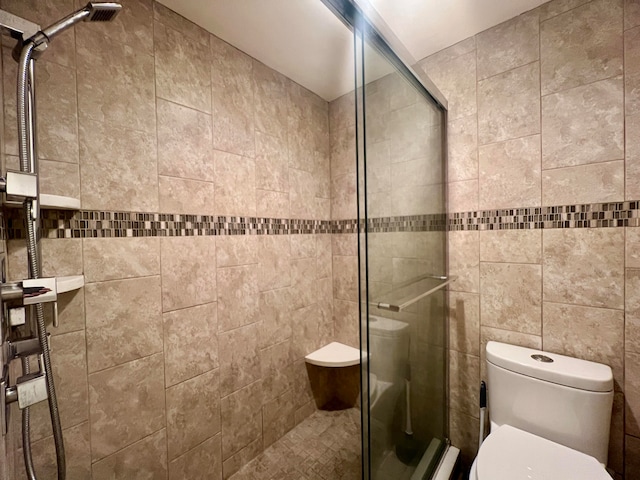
[{"x1": 56, "y1": 275, "x2": 84, "y2": 294}]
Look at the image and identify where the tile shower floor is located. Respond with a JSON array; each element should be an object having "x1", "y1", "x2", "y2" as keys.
[{"x1": 229, "y1": 409, "x2": 362, "y2": 480}]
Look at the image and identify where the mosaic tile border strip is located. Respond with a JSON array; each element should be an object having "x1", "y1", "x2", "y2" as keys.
[
  {"x1": 448, "y1": 201, "x2": 640, "y2": 231},
  {"x1": 5, "y1": 201, "x2": 640, "y2": 239}
]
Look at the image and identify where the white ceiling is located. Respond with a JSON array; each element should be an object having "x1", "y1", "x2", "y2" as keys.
[{"x1": 158, "y1": 0, "x2": 548, "y2": 101}]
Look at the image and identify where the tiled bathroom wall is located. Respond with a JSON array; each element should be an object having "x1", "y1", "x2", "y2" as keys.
[
  {"x1": 417, "y1": 0, "x2": 639, "y2": 477},
  {"x1": 0, "y1": 0, "x2": 335, "y2": 478}
]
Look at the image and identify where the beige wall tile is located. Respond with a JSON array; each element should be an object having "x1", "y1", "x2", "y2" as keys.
[
  {"x1": 290, "y1": 257, "x2": 318, "y2": 309},
  {"x1": 477, "y1": 10, "x2": 540, "y2": 80},
  {"x1": 543, "y1": 228, "x2": 624, "y2": 308},
  {"x1": 255, "y1": 131, "x2": 288, "y2": 192},
  {"x1": 259, "y1": 287, "x2": 292, "y2": 349},
  {"x1": 626, "y1": 26, "x2": 640, "y2": 115},
  {"x1": 28, "y1": 331, "x2": 89, "y2": 442},
  {"x1": 263, "y1": 389, "x2": 295, "y2": 448},
  {"x1": 78, "y1": 0, "x2": 154, "y2": 54},
  {"x1": 626, "y1": 434, "x2": 640, "y2": 479},
  {"x1": 480, "y1": 262, "x2": 542, "y2": 335},
  {"x1": 260, "y1": 340, "x2": 292, "y2": 403},
  {"x1": 169, "y1": 434, "x2": 222, "y2": 480},
  {"x1": 448, "y1": 179, "x2": 478, "y2": 213},
  {"x1": 167, "y1": 370, "x2": 221, "y2": 460},
  {"x1": 626, "y1": 0, "x2": 640, "y2": 29},
  {"x1": 83, "y1": 237, "x2": 160, "y2": 283},
  {"x1": 30, "y1": 422, "x2": 91, "y2": 480},
  {"x1": 544, "y1": 302, "x2": 624, "y2": 388},
  {"x1": 92, "y1": 429, "x2": 167, "y2": 480},
  {"x1": 290, "y1": 168, "x2": 317, "y2": 219},
  {"x1": 626, "y1": 269, "x2": 640, "y2": 354},
  {"x1": 609, "y1": 392, "x2": 625, "y2": 474},
  {"x1": 34, "y1": 60, "x2": 79, "y2": 163},
  {"x1": 41, "y1": 238, "x2": 83, "y2": 277},
  {"x1": 85, "y1": 277, "x2": 162, "y2": 372},
  {"x1": 542, "y1": 160, "x2": 624, "y2": 205},
  {"x1": 211, "y1": 36, "x2": 255, "y2": 158},
  {"x1": 80, "y1": 119, "x2": 158, "y2": 211},
  {"x1": 221, "y1": 438, "x2": 262, "y2": 480},
  {"x1": 217, "y1": 265, "x2": 259, "y2": 332},
  {"x1": 332, "y1": 234, "x2": 358, "y2": 257},
  {"x1": 626, "y1": 113, "x2": 640, "y2": 199},
  {"x1": 481, "y1": 325, "x2": 543, "y2": 381},
  {"x1": 448, "y1": 114, "x2": 478, "y2": 182},
  {"x1": 154, "y1": 22, "x2": 211, "y2": 113},
  {"x1": 214, "y1": 151, "x2": 256, "y2": 217},
  {"x1": 542, "y1": 78, "x2": 624, "y2": 168},
  {"x1": 449, "y1": 291, "x2": 480, "y2": 355},
  {"x1": 316, "y1": 234, "x2": 332, "y2": 280},
  {"x1": 479, "y1": 135, "x2": 541, "y2": 209},
  {"x1": 157, "y1": 99, "x2": 214, "y2": 181},
  {"x1": 89, "y1": 354, "x2": 165, "y2": 461},
  {"x1": 449, "y1": 351, "x2": 480, "y2": 417},
  {"x1": 332, "y1": 255, "x2": 357, "y2": 303},
  {"x1": 628, "y1": 351, "x2": 640, "y2": 436},
  {"x1": 219, "y1": 323, "x2": 261, "y2": 396},
  {"x1": 420, "y1": 51, "x2": 477, "y2": 120},
  {"x1": 221, "y1": 380, "x2": 263, "y2": 460},
  {"x1": 45, "y1": 288, "x2": 85, "y2": 336},
  {"x1": 480, "y1": 230, "x2": 542, "y2": 264},
  {"x1": 253, "y1": 61, "x2": 288, "y2": 139},
  {"x1": 330, "y1": 123, "x2": 356, "y2": 180},
  {"x1": 158, "y1": 176, "x2": 215, "y2": 215},
  {"x1": 291, "y1": 304, "x2": 321, "y2": 360},
  {"x1": 333, "y1": 299, "x2": 359, "y2": 349},
  {"x1": 39, "y1": 159, "x2": 80, "y2": 199},
  {"x1": 161, "y1": 236, "x2": 217, "y2": 312},
  {"x1": 258, "y1": 235, "x2": 291, "y2": 292},
  {"x1": 449, "y1": 231, "x2": 480, "y2": 294},
  {"x1": 1, "y1": 1, "x2": 76, "y2": 67},
  {"x1": 330, "y1": 173, "x2": 356, "y2": 220},
  {"x1": 164, "y1": 303, "x2": 218, "y2": 387},
  {"x1": 449, "y1": 408, "x2": 480, "y2": 463},
  {"x1": 76, "y1": 29, "x2": 156, "y2": 133},
  {"x1": 216, "y1": 236, "x2": 258, "y2": 268},
  {"x1": 541, "y1": 0, "x2": 623, "y2": 96},
  {"x1": 153, "y1": 2, "x2": 210, "y2": 45},
  {"x1": 629, "y1": 227, "x2": 640, "y2": 266},
  {"x1": 256, "y1": 190, "x2": 290, "y2": 218},
  {"x1": 478, "y1": 62, "x2": 540, "y2": 145},
  {"x1": 539, "y1": 0, "x2": 591, "y2": 21}
]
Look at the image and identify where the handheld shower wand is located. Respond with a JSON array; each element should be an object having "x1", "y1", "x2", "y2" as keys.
[{"x1": 13, "y1": 5, "x2": 121, "y2": 480}]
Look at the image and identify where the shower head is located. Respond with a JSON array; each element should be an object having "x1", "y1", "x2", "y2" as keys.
[{"x1": 38, "y1": 2, "x2": 122, "y2": 42}]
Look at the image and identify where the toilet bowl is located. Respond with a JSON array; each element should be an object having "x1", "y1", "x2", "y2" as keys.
[{"x1": 471, "y1": 342, "x2": 614, "y2": 480}]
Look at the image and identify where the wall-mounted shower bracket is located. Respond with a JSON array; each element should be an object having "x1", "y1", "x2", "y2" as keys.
[
  {"x1": 0, "y1": 9, "x2": 40, "y2": 42},
  {"x1": 1, "y1": 277, "x2": 58, "y2": 306},
  {"x1": 0, "y1": 170, "x2": 37, "y2": 204}
]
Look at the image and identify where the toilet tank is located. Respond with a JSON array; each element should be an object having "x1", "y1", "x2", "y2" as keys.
[
  {"x1": 486, "y1": 341, "x2": 614, "y2": 464},
  {"x1": 368, "y1": 316, "x2": 409, "y2": 382}
]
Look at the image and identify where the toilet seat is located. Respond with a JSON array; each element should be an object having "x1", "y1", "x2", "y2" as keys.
[{"x1": 473, "y1": 425, "x2": 612, "y2": 480}]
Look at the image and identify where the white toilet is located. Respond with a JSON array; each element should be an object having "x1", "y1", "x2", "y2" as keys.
[{"x1": 471, "y1": 341, "x2": 614, "y2": 480}]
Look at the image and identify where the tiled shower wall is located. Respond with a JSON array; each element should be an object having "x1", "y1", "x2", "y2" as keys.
[
  {"x1": 0, "y1": 0, "x2": 336, "y2": 478},
  {"x1": 417, "y1": 0, "x2": 640, "y2": 477}
]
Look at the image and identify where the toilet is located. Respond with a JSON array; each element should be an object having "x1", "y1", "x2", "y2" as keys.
[{"x1": 471, "y1": 341, "x2": 614, "y2": 480}]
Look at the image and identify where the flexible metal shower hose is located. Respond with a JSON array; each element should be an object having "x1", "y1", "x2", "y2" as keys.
[{"x1": 17, "y1": 41, "x2": 66, "y2": 480}]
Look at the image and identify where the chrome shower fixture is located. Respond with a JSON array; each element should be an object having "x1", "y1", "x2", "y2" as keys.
[{"x1": 31, "y1": 2, "x2": 122, "y2": 46}]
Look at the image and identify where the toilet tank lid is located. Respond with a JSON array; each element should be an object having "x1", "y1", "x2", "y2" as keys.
[{"x1": 486, "y1": 342, "x2": 613, "y2": 392}]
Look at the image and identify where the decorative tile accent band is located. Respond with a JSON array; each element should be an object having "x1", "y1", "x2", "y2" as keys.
[
  {"x1": 5, "y1": 201, "x2": 640, "y2": 239},
  {"x1": 449, "y1": 201, "x2": 640, "y2": 231}
]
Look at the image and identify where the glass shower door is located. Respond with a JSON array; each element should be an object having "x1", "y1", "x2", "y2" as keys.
[{"x1": 355, "y1": 25, "x2": 448, "y2": 480}]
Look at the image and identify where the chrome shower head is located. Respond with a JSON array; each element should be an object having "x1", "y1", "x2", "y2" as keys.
[
  {"x1": 39, "y1": 2, "x2": 122, "y2": 42},
  {"x1": 86, "y1": 3, "x2": 122, "y2": 22}
]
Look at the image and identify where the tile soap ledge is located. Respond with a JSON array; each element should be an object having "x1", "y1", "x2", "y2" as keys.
[
  {"x1": 40, "y1": 194, "x2": 81, "y2": 210},
  {"x1": 56, "y1": 275, "x2": 84, "y2": 294}
]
